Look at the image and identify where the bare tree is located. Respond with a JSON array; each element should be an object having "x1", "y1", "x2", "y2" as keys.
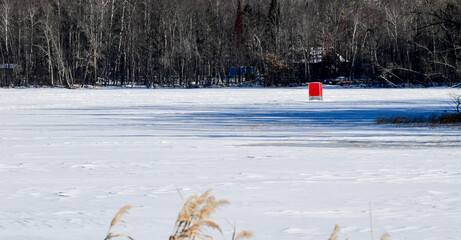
[{"x1": 0, "y1": 0, "x2": 460, "y2": 88}]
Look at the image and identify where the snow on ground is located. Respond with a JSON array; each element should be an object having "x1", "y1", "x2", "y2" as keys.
[{"x1": 0, "y1": 87, "x2": 460, "y2": 240}]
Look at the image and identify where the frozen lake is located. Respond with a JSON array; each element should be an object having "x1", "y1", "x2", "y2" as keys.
[{"x1": 0, "y1": 87, "x2": 460, "y2": 240}]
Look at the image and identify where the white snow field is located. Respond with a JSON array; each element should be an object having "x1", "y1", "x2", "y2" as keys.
[{"x1": 0, "y1": 87, "x2": 460, "y2": 240}]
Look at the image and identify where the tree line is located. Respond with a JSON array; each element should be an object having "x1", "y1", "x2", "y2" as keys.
[{"x1": 0, "y1": 0, "x2": 460, "y2": 88}]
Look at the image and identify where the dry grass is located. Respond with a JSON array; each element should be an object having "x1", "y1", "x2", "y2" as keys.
[
  {"x1": 376, "y1": 112, "x2": 461, "y2": 126},
  {"x1": 170, "y1": 190, "x2": 252, "y2": 240},
  {"x1": 328, "y1": 225, "x2": 340, "y2": 240},
  {"x1": 103, "y1": 190, "x2": 252, "y2": 240},
  {"x1": 437, "y1": 112, "x2": 461, "y2": 124},
  {"x1": 105, "y1": 205, "x2": 135, "y2": 240},
  {"x1": 380, "y1": 233, "x2": 391, "y2": 240},
  {"x1": 104, "y1": 192, "x2": 397, "y2": 240},
  {"x1": 232, "y1": 230, "x2": 254, "y2": 240},
  {"x1": 328, "y1": 224, "x2": 390, "y2": 240},
  {"x1": 376, "y1": 92, "x2": 461, "y2": 125}
]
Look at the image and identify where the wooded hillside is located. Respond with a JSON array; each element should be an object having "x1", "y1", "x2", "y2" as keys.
[{"x1": 0, "y1": 0, "x2": 460, "y2": 88}]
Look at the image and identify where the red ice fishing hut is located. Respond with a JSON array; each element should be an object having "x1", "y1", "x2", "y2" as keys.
[{"x1": 309, "y1": 82, "x2": 323, "y2": 100}]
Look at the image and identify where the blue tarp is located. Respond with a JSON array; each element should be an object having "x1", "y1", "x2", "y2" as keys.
[
  {"x1": 229, "y1": 67, "x2": 236, "y2": 78},
  {"x1": 229, "y1": 66, "x2": 254, "y2": 78}
]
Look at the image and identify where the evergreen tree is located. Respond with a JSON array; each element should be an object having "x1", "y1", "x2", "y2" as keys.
[
  {"x1": 266, "y1": 0, "x2": 280, "y2": 53},
  {"x1": 268, "y1": 0, "x2": 280, "y2": 28},
  {"x1": 232, "y1": 0, "x2": 244, "y2": 45}
]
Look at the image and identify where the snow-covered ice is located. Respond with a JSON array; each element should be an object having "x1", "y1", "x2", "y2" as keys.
[{"x1": 0, "y1": 87, "x2": 460, "y2": 240}]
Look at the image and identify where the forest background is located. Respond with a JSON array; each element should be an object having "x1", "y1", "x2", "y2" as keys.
[{"x1": 0, "y1": 0, "x2": 460, "y2": 88}]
